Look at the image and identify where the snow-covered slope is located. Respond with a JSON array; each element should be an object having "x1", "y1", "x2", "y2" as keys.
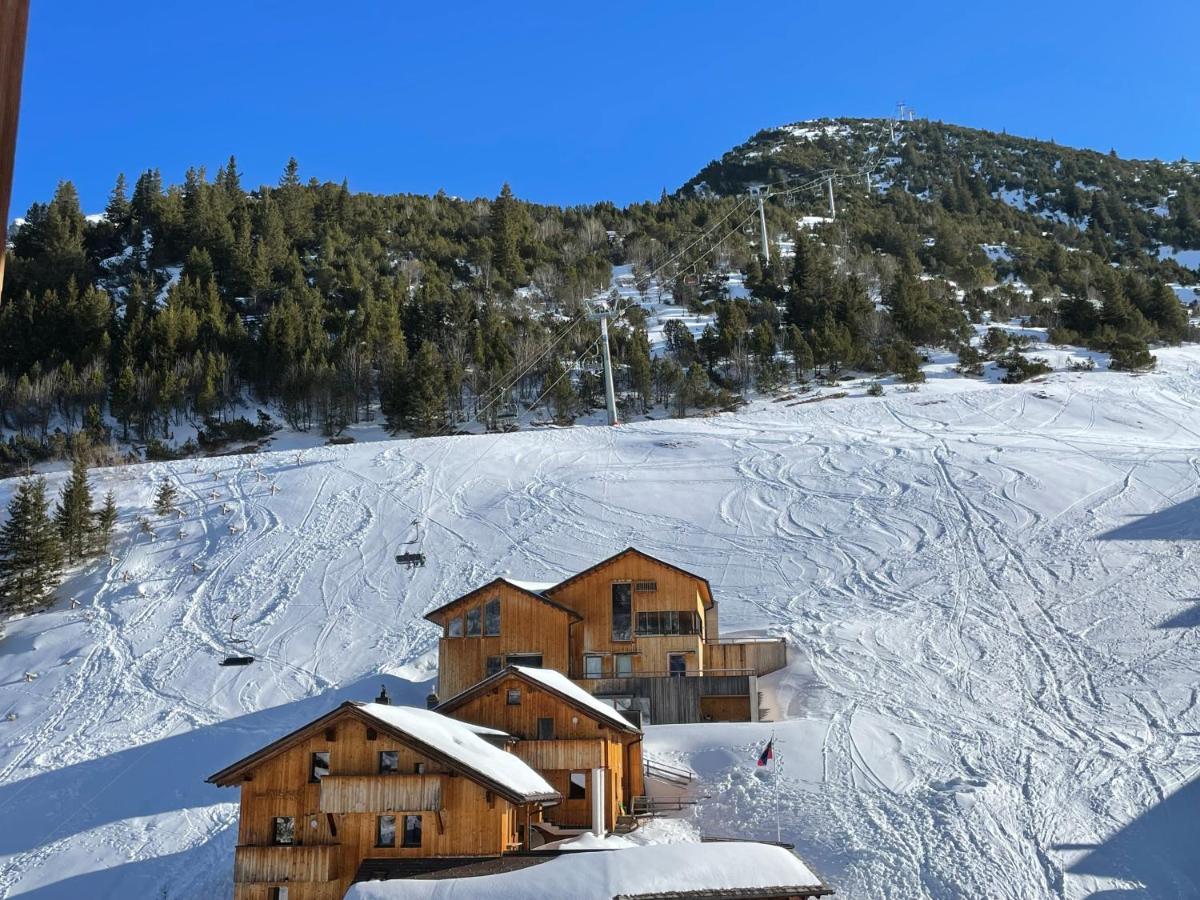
[{"x1": 4, "y1": 350, "x2": 1200, "y2": 898}]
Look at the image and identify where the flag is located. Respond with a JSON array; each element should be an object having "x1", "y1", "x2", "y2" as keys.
[{"x1": 757, "y1": 738, "x2": 774, "y2": 767}]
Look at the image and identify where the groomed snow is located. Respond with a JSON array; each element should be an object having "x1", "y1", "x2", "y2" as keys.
[
  {"x1": 510, "y1": 666, "x2": 638, "y2": 732},
  {"x1": 344, "y1": 840, "x2": 823, "y2": 899},
  {"x1": 4, "y1": 348, "x2": 1200, "y2": 896},
  {"x1": 353, "y1": 704, "x2": 553, "y2": 798}
]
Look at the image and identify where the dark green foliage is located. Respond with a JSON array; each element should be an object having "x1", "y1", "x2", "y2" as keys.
[
  {"x1": 1106, "y1": 335, "x2": 1156, "y2": 371},
  {"x1": 154, "y1": 480, "x2": 178, "y2": 515},
  {"x1": 998, "y1": 351, "x2": 1053, "y2": 383},
  {"x1": 0, "y1": 477, "x2": 64, "y2": 612},
  {"x1": 55, "y1": 455, "x2": 94, "y2": 562},
  {"x1": 94, "y1": 490, "x2": 118, "y2": 555}
]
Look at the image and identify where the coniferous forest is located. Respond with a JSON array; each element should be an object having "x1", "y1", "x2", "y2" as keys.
[{"x1": 0, "y1": 118, "x2": 1196, "y2": 480}]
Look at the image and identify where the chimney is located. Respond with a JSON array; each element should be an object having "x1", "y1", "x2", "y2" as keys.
[
  {"x1": 425, "y1": 691, "x2": 439, "y2": 710},
  {"x1": 375, "y1": 685, "x2": 391, "y2": 705}
]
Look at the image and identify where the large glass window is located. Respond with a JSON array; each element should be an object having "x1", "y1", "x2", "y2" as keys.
[
  {"x1": 611, "y1": 583, "x2": 632, "y2": 641},
  {"x1": 447, "y1": 616, "x2": 463, "y2": 637},
  {"x1": 378, "y1": 751, "x2": 398, "y2": 774},
  {"x1": 484, "y1": 597, "x2": 501, "y2": 636},
  {"x1": 615, "y1": 653, "x2": 634, "y2": 676},
  {"x1": 506, "y1": 653, "x2": 543, "y2": 668},
  {"x1": 466, "y1": 607, "x2": 481, "y2": 636},
  {"x1": 636, "y1": 610, "x2": 701, "y2": 636},
  {"x1": 568, "y1": 772, "x2": 587, "y2": 800},
  {"x1": 584, "y1": 654, "x2": 603, "y2": 678},
  {"x1": 485, "y1": 655, "x2": 502, "y2": 677},
  {"x1": 273, "y1": 816, "x2": 296, "y2": 845},
  {"x1": 507, "y1": 688, "x2": 521, "y2": 705},
  {"x1": 402, "y1": 814, "x2": 423, "y2": 848},
  {"x1": 537, "y1": 717, "x2": 555, "y2": 739},
  {"x1": 377, "y1": 815, "x2": 396, "y2": 847},
  {"x1": 310, "y1": 751, "x2": 330, "y2": 782}
]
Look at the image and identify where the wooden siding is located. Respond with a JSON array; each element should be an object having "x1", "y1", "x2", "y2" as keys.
[
  {"x1": 228, "y1": 709, "x2": 532, "y2": 900},
  {"x1": 583, "y1": 673, "x2": 754, "y2": 724},
  {"x1": 319, "y1": 774, "x2": 443, "y2": 814},
  {"x1": 234, "y1": 844, "x2": 338, "y2": 883},
  {"x1": 438, "y1": 672, "x2": 640, "y2": 832},
  {"x1": 700, "y1": 695, "x2": 752, "y2": 722},
  {"x1": 436, "y1": 583, "x2": 571, "y2": 698},
  {"x1": 548, "y1": 555, "x2": 709, "y2": 677},
  {"x1": 707, "y1": 638, "x2": 787, "y2": 675},
  {"x1": 514, "y1": 738, "x2": 605, "y2": 770}
]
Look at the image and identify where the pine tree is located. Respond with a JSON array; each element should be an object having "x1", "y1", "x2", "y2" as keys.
[
  {"x1": 94, "y1": 491, "x2": 118, "y2": 555},
  {"x1": 154, "y1": 480, "x2": 178, "y2": 515},
  {"x1": 55, "y1": 454, "x2": 94, "y2": 562},
  {"x1": 404, "y1": 341, "x2": 447, "y2": 436},
  {"x1": 0, "y1": 477, "x2": 64, "y2": 613},
  {"x1": 490, "y1": 184, "x2": 525, "y2": 284}
]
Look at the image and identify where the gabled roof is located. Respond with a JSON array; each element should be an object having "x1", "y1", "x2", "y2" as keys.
[
  {"x1": 424, "y1": 577, "x2": 582, "y2": 626},
  {"x1": 206, "y1": 702, "x2": 559, "y2": 805},
  {"x1": 544, "y1": 547, "x2": 714, "y2": 608},
  {"x1": 435, "y1": 666, "x2": 641, "y2": 735}
]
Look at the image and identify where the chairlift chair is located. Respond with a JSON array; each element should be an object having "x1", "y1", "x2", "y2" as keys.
[{"x1": 396, "y1": 519, "x2": 426, "y2": 568}]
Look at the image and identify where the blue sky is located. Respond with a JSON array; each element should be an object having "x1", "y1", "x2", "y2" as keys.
[{"x1": 10, "y1": 0, "x2": 1199, "y2": 216}]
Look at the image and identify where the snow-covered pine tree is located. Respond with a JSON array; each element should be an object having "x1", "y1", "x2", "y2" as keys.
[
  {"x1": 94, "y1": 490, "x2": 118, "y2": 555},
  {"x1": 0, "y1": 477, "x2": 65, "y2": 613},
  {"x1": 55, "y1": 455, "x2": 93, "y2": 562},
  {"x1": 154, "y1": 480, "x2": 178, "y2": 515}
]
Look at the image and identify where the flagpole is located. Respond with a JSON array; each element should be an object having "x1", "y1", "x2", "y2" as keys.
[{"x1": 774, "y1": 735, "x2": 781, "y2": 844}]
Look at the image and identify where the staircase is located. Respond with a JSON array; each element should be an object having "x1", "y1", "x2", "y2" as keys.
[{"x1": 633, "y1": 757, "x2": 705, "y2": 819}]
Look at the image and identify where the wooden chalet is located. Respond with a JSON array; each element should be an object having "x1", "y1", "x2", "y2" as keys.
[
  {"x1": 435, "y1": 665, "x2": 645, "y2": 831},
  {"x1": 207, "y1": 698, "x2": 559, "y2": 900},
  {"x1": 425, "y1": 548, "x2": 788, "y2": 724}
]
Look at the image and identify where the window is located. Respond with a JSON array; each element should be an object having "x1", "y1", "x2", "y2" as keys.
[
  {"x1": 378, "y1": 750, "x2": 398, "y2": 774},
  {"x1": 507, "y1": 688, "x2": 521, "y2": 705},
  {"x1": 568, "y1": 771, "x2": 587, "y2": 800},
  {"x1": 537, "y1": 717, "x2": 555, "y2": 740},
  {"x1": 377, "y1": 815, "x2": 396, "y2": 848},
  {"x1": 584, "y1": 654, "x2": 603, "y2": 678},
  {"x1": 506, "y1": 653, "x2": 543, "y2": 668},
  {"x1": 611, "y1": 582, "x2": 632, "y2": 641},
  {"x1": 466, "y1": 607, "x2": 481, "y2": 637},
  {"x1": 636, "y1": 610, "x2": 701, "y2": 636},
  {"x1": 414, "y1": 762, "x2": 425, "y2": 775},
  {"x1": 269, "y1": 888, "x2": 289, "y2": 900},
  {"x1": 273, "y1": 816, "x2": 296, "y2": 845},
  {"x1": 310, "y1": 751, "x2": 330, "y2": 782},
  {"x1": 485, "y1": 655, "x2": 502, "y2": 677},
  {"x1": 402, "y1": 814, "x2": 423, "y2": 847},
  {"x1": 615, "y1": 653, "x2": 634, "y2": 676},
  {"x1": 447, "y1": 616, "x2": 463, "y2": 638},
  {"x1": 669, "y1": 654, "x2": 687, "y2": 676},
  {"x1": 635, "y1": 580, "x2": 657, "y2": 593},
  {"x1": 484, "y1": 597, "x2": 501, "y2": 636}
]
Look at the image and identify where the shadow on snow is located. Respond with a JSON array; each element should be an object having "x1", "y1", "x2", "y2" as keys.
[
  {"x1": 1097, "y1": 495, "x2": 1200, "y2": 542},
  {"x1": 0, "y1": 674, "x2": 432, "y2": 899}
]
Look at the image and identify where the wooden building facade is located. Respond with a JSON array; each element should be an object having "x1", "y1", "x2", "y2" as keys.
[
  {"x1": 426, "y1": 548, "x2": 788, "y2": 724},
  {"x1": 435, "y1": 666, "x2": 645, "y2": 831},
  {"x1": 207, "y1": 701, "x2": 559, "y2": 900}
]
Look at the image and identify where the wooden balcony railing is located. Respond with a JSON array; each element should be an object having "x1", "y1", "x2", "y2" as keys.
[
  {"x1": 233, "y1": 844, "x2": 339, "y2": 883},
  {"x1": 319, "y1": 774, "x2": 444, "y2": 814}
]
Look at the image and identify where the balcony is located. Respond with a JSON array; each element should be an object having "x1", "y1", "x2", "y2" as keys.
[
  {"x1": 233, "y1": 844, "x2": 339, "y2": 884},
  {"x1": 319, "y1": 774, "x2": 444, "y2": 814},
  {"x1": 704, "y1": 637, "x2": 787, "y2": 675}
]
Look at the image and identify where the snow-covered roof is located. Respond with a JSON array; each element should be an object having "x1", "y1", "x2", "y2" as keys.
[
  {"x1": 208, "y1": 702, "x2": 555, "y2": 803},
  {"x1": 502, "y1": 578, "x2": 559, "y2": 594},
  {"x1": 345, "y1": 841, "x2": 828, "y2": 899},
  {"x1": 355, "y1": 704, "x2": 555, "y2": 800},
  {"x1": 510, "y1": 666, "x2": 640, "y2": 733}
]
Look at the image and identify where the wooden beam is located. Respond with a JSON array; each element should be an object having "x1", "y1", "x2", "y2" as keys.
[{"x1": 0, "y1": 0, "x2": 29, "y2": 300}]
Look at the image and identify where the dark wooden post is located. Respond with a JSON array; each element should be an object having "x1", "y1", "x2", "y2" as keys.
[{"x1": 0, "y1": 0, "x2": 30, "y2": 300}]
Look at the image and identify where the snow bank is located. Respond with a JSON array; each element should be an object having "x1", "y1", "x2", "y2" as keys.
[{"x1": 345, "y1": 841, "x2": 823, "y2": 899}]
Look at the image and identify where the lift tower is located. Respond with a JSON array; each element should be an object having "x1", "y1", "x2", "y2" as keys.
[{"x1": 588, "y1": 302, "x2": 619, "y2": 426}]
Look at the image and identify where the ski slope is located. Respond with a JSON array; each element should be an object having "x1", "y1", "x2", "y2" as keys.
[{"x1": 4, "y1": 350, "x2": 1200, "y2": 898}]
